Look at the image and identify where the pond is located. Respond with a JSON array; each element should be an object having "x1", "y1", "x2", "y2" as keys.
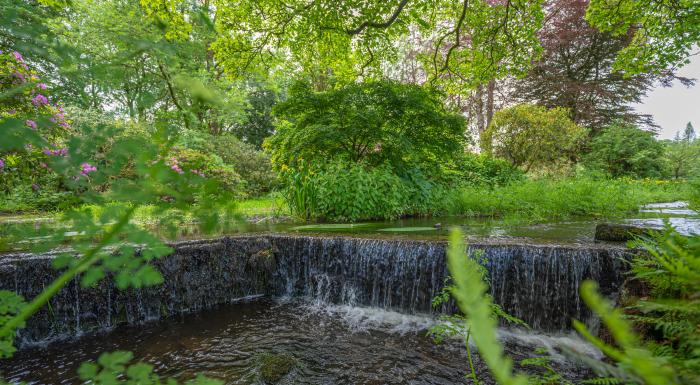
[
  {"x1": 2, "y1": 201, "x2": 697, "y2": 253},
  {"x1": 0, "y1": 299, "x2": 597, "y2": 385}
]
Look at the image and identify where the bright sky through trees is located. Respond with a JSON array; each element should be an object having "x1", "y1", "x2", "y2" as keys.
[{"x1": 637, "y1": 54, "x2": 700, "y2": 139}]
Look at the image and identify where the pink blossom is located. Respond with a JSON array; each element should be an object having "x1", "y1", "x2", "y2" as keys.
[
  {"x1": 31, "y1": 183, "x2": 40, "y2": 191},
  {"x1": 25, "y1": 120, "x2": 37, "y2": 129},
  {"x1": 12, "y1": 51, "x2": 23, "y2": 62},
  {"x1": 37, "y1": 83, "x2": 47, "y2": 90},
  {"x1": 171, "y1": 164, "x2": 184, "y2": 174},
  {"x1": 31, "y1": 94, "x2": 48, "y2": 106},
  {"x1": 191, "y1": 169, "x2": 206, "y2": 177},
  {"x1": 80, "y1": 162, "x2": 97, "y2": 176},
  {"x1": 12, "y1": 72, "x2": 25, "y2": 82},
  {"x1": 0, "y1": 158, "x2": 4, "y2": 171},
  {"x1": 42, "y1": 147, "x2": 68, "y2": 156}
]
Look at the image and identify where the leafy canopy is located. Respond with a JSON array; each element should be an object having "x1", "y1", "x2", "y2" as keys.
[
  {"x1": 586, "y1": 0, "x2": 700, "y2": 75},
  {"x1": 266, "y1": 80, "x2": 466, "y2": 175}
]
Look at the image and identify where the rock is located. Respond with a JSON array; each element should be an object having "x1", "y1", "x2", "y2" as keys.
[
  {"x1": 258, "y1": 352, "x2": 296, "y2": 383},
  {"x1": 594, "y1": 223, "x2": 659, "y2": 242},
  {"x1": 433, "y1": 223, "x2": 442, "y2": 229}
]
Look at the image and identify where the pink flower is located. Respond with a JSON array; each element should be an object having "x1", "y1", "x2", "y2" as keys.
[
  {"x1": 37, "y1": 83, "x2": 47, "y2": 90},
  {"x1": 191, "y1": 169, "x2": 206, "y2": 177},
  {"x1": 42, "y1": 147, "x2": 68, "y2": 156},
  {"x1": 0, "y1": 158, "x2": 4, "y2": 171},
  {"x1": 80, "y1": 162, "x2": 97, "y2": 176},
  {"x1": 31, "y1": 183, "x2": 40, "y2": 191},
  {"x1": 12, "y1": 72, "x2": 25, "y2": 82},
  {"x1": 171, "y1": 164, "x2": 184, "y2": 174},
  {"x1": 12, "y1": 51, "x2": 23, "y2": 62},
  {"x1": 31, "y1": 94, "x2": 48, "y2": 106},
  {"x1": 25, "y1": 120, "x2": 37, "y2": 129}
]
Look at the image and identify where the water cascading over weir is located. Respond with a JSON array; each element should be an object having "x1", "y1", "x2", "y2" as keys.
[{"x1": 0, "y1": 234, "x2": 631, "y2": 348}]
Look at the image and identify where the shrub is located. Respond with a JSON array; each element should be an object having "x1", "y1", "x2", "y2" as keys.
[
  {"x1": 211, "y1": 135, "x2": 278, "y2": 196},
  {"x1": 169, "y1": 147, "x2": 243, "y2": 194},
  {"x1": 283, "y1": 162, "x2": 452, "y2": 221},
  {"x1": 454, "y1": 153, "x2": 524, "y2": 187},
  {"x1": 584, "y1": 123, "x2": 665, "y2": 178},
  {"x1": 267, "y1": 80, "x2": 466, "y2": 177},
  {"x1": 178, "y1": 131, "x2": 277, "y2": 197},
  {"x1": 288, "y1": 162, "x2": 409, "y2": 221},
  {"x1": 481, "y1": 104, "x2": 587, "y2": 172}
]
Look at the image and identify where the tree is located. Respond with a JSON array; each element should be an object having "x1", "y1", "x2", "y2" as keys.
[
  {"x1": 586, "y1": 0, "x2": 700, "y2": 75},
  {"x1": 583, "y1": 123, "x2": 665, "y2": 178},
  {"x1": 664, "y1": 122, "x2": 699, "y2": 179},
  {"x1": 683, "y1": 122, "x2": 696, "y2": 142},
  {"x1": 480, "y1": 104, "x2": 587, "y2": 172},
  {"x1": 512, "y1": 0, "x2": 690, "y2": 133},
  {"x1": 210, "y1": 0, "x2": 544, "y2": 89},
  {"x1": 266, "y1": 80, "x2": 466, "y2": 175},
  {"x1": 233, "y1": 87, "x2": 278, "y2": 149},
  {"x1": 46, "y1": 0, "x2": 248, "y2": 134}
]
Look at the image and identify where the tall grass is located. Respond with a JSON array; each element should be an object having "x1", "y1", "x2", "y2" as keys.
[{"x1": 448, "y1": 178, "x2": 693, "y2": 222}]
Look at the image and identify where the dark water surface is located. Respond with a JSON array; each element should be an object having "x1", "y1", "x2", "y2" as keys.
[{"x1": 0, "y1": 299, "x2": 596, "y2": 385}]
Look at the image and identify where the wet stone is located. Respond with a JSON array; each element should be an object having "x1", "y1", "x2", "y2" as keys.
[{"x1": 594, "y1": 223, "x2": 659, "y2": 242}]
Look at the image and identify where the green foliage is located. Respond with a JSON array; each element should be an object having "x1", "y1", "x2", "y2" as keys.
[
  {"x1": 211, "y1": 0, "x2": 543, "y2": 87},
  {"x1": 453, "y1": 153, "x2": 525, "y2": 187},
  {"x1": 519, "y1": 348, "x2": 574, "y2": 385},
  {"x1": 267, "y1": 80, "x2": 466, "y2": 176},
  {"x1": 445, "y1": 228, "x2": 531, "y2": 385},
  {"x1": 663, "y1": 126, "x2": 700, "y2": 179},
  {"x1": 584, "y1": 123, "x2": 665, "y2": 178},
  {"x1": 210, "y1": 135, "x2": 278, "y2": 197},
  {"x1": 451, "y1": 177, "x2": 689, "y2": 222},
  {"x1": 178, "y1": 131, "x2": 278, "y2": 197},
  {"x1": 586, "y1": 0, "x2": 700, "y2": 75},
  {"x1": 77, "y1": 350, "x2": 222, "y2": 385},
  {"x1": 625, "y1": 228, "x2": 700, "y2": 382},
  {"x1": 234, "y1": 87, "x2": 278, "y2": 149},
  {"x1": 481, "y1": 104, "x2": 587, "y2": 172},
  {"x1": 573, "y1": 281, "x2": 678, "y2": 385},
  {"x1": 285, "y1": 162, "x2": 410, "y2": 221},
  {"x1": 0, "y1": 291, "x2": 25, "y2": 358}
]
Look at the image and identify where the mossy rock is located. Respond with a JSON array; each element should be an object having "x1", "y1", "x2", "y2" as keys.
[
  {"x1": 594, "y1": 223, "x2": 659, "y2": 242},
  {"x1": 257, "y1": 352, "x2": 296, "y2": 383}
]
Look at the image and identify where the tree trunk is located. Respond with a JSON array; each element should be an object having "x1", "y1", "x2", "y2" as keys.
[
  {"x1": 475, "y1": 85, "x2": 485, "y2": 135},
  {"x1": 486, "y1": 79, "x2": 495, "y2": 127}
]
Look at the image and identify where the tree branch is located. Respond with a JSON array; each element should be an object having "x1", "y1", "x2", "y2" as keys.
[{"x1": 346, "y1": 0, "x2": 410, "y2": 35}]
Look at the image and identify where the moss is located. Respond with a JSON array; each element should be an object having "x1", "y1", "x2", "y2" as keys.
[{"x1": 258, "y1": 352, "x2": 296, "y2": 383}]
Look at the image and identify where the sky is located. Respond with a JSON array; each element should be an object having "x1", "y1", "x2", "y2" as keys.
[{"x1": 635, "y1": 54, "x2": 700, "y2": 139}]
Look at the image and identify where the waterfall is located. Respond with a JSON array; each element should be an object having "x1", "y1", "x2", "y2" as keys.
[
  {"x1": 268, "y1": 236, "x2": 628, "y2": 331},
  {"x1": 0, "y1": 234, "x2": 630, "y2": 348}
]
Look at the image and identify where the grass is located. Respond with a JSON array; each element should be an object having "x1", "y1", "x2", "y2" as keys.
[
  {"x1": 447, "y1": 177, "x2": 694, "y2": 222},
  {"x1": 236, "y1": 194, "x2": 287, "y2": 217}
]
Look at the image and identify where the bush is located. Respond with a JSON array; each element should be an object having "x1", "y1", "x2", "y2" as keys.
[
  {"x1": 267, "y1": 80, "x2": 466, "y2": 177},
  {"x1": 283, "y1": 162, "x2": 449, "y2": 221},
  {"x1": 178, "y1": 131, "x2": 277, "y2": 197},
  {"x1": 169, "y1": 147, "x2": 243, "y2": 194},
  {"x1": 454, "y1": 153, "x2": 524, "y2": 186},
  {"x1": 481, "y1": 104, "x2": 587, "y2": 172},
  {"x1": 584, "y1": 122, "x2": 665, "y2": 178},
  {"x1": 211, "y1": 135, "x2": 278, "y2": 196}
]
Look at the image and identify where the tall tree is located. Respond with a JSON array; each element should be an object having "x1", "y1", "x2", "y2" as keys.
[{"x1": 512, "y1": 0, "x2": 691, "y2": 133}]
